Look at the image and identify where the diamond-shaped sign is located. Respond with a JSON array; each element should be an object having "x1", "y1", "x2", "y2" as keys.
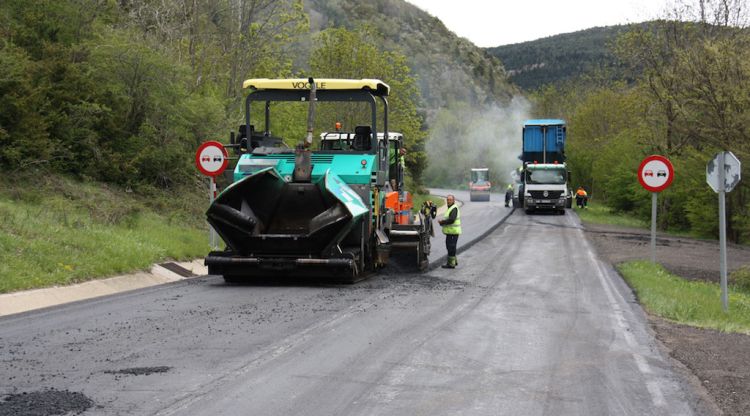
[{"x1": 706, "y1": 151, "x2": 741, "y2": 193}]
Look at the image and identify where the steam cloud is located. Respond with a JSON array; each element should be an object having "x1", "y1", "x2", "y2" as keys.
[{"x1": 423, "y1": 96, "x2": 531, "y2": 188}]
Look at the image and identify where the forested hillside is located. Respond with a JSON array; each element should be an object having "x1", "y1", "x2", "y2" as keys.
[
  {"x1": 0, "y1": 0, "x2": 517, "y2": 192},
  {"x1": 487, "y1": 25, "x2": 632, "y2": 91},
  {"x1": 4, "y1": 0, "x2": 748, "y2": 250},
  {"x1": 305, "y1": 0, "x2": 516, "y2": 114},
  {"x1": 531, "y1": 10, "x2": 750, "y2": 243}
]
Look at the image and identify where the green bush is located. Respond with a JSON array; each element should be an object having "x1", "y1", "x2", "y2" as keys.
[{"x1": 730, "y1": 265, "x2": 750, "y2": 293}]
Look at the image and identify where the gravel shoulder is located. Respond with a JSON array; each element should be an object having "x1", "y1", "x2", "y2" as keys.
[{"x1": 584, "y1": 221, "x2": 750, "y2": 416}]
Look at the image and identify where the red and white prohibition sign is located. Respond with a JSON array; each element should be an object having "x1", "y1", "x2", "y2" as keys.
[
  {"x1": 195, "y1": 141, "x2": 229, "y2": 177},
  {"x1": 638, "y1": 155, "x2": 674, "y2": 192}
]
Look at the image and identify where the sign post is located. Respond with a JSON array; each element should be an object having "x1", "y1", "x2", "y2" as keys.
[
  {"x1": 706, "y1": 151, "x2": 741, "y2": 312},
  {"x1": 209, "y1": 177, "x2": 217, "y2": 248},
  {"x1": 638, "y1": 155, "x2": 675, "y2": 264},
  {"x1": 195, "y1": 141, "x2": 229, "y2": 250}
]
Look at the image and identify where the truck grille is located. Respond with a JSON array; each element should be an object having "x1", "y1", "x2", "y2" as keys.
[{"x1": 529, "y1": 190, "x2": 563, "y2": 199}]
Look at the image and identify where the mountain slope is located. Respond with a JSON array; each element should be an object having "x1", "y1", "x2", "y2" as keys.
[
  {"x1": 305, "y1": 0, "x2": 517, "y2": 112},
  {"x1": 486, "y1": 25, "x2": 632, "y2": 91}
]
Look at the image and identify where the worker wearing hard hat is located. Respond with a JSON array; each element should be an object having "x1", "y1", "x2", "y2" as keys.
[{"x1": 438, "y1": 194, "x2": 461, "y2": 268}]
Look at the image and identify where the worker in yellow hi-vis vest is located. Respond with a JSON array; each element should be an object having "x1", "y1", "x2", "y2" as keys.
[{"x1": 438, "y1": 194, "x2": 461, "y2": 268}]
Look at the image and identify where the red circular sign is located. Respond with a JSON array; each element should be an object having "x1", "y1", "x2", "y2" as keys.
[
  {"x1": 195, "y1": 141, "x2": 229, "y2": 177},
  {"x1": 638, "y1": 155, "x2": 674, "y2": 192}
]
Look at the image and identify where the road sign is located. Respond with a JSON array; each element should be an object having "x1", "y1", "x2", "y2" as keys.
[
  {"x1": 638, "y1": 155, "x2": 674, "y2": 193},
  {"x1": 195, "y1": 141, "x2": 228, "y2": 177},
  {"x1": 706, "y1": 151, "x2": 742, "y2": 312},
  {"x1": 637, "y1": 155, "x2": 674, "y2": 264},
  {"x1": 707, "y1": 151, "x2": 741, "y2": 193}
]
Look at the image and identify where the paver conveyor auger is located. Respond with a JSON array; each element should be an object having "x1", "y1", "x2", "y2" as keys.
[{"x1": 205, "y1": 78, "x2": 435, "y2": 283}]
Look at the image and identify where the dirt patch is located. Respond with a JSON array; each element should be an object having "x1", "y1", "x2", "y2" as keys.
[
  {"x1": 585, "y1": 223, "x2": 750, "y2": 282},
  {"x1": 0, "y1": 389, "x2": 93, "y2": 415},
  {"x1": 585, "y1": 222, "x2": 750, "y2": 416},
  {"x1": 651, "y1": 317, "x2": 750, "y2": 416}
]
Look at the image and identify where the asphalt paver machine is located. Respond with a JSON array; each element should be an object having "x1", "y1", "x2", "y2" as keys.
[{"x1": 205, "y1": 78, "x2": 434, "y2": 283}]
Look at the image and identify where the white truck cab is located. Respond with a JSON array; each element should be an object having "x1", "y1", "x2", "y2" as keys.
[{"x1": 523, "y1": 163, "x2": 570, "y2": 214}]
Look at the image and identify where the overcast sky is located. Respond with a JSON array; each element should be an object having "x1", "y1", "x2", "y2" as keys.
[{"x1": 404, "y1": 0, "x2": 671, "y2": 47}]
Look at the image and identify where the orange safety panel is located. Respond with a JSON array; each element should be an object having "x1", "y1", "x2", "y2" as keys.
[
  {"x1": 384, "y1": 191, "x2": 414, "y2": 225},
  {"x1": 384, "y1": 191, "x2": 399, "y2": 211}
]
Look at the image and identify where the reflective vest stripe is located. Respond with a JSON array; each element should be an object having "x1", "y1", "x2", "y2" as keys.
[{"x1": 442, "y1": 205, "x2": 461, "y2": 235}]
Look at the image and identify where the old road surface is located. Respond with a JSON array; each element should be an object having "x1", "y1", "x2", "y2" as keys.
[{"x1": 0, "y1": 190, "x2": 704, "y2": 415}]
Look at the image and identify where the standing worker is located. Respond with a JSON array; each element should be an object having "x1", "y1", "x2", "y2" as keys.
[
  {"x1": 388, "y1": 147, "x2": 407, "y2": 191},
  {"x1": 575, "y1": 186, "x2": 588, "y2": 208},
  {"x1": 505, "y1": 183, "x2": 513, "y2": 207},
  {"x1": 438, "y1": 194, "x2": 461, "y2": 268}
]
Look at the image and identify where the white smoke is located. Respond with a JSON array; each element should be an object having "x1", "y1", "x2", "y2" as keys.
[{"x1": 423, "y1": 96, "x2": 531, "y2": 188}]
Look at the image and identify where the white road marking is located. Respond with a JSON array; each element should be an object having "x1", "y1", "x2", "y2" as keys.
[{"x1": 577, "y1": 223, "x2": 669, "y2": 409}]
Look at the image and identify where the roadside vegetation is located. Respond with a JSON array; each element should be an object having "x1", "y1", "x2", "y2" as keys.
[
  {"x1": 574, "y1": 201, "x2": 646, "y2": 228},
  {"x1": 0, "y1": 0, "x2": 437, "y2": 291},
  {"x1": 0, "y1": 0, "x2": 429, "y2": 192},
  {"x1": 0, "y1": 175, "x2": 208, "y2": 293},
  {"x1": 618, "y1": 260, "x2": 750, "y2": 334},
  {"x1": 532, "y1": 1, "x2": 750, "y2": 245}
]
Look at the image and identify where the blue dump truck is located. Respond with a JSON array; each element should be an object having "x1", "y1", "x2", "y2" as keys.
[
  {"x1": 204, "y1": 78, "x2": 434, "y2": 283},
  {"x1": 518, "y1": 120, "x2": 572, "y2": 214}
]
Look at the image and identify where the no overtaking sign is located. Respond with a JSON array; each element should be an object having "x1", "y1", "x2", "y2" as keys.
[
  {"x1": 196, "y1": 141, "x2": 228, "y2": 250},
  {"x1": 195, "y1": 141, "x2": 228, "y2": 177},
  {"x1": 638, "y1": 155, "x2": 674, "y2": 193},
  {"x1": 637, "y1": 155, "x2": 674, "y2": 266}
]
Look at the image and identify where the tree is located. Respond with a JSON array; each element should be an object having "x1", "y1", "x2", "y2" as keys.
[
  {"x1": 308, "y1": 26, "x2": 428, "y2": 188},
  {"x1": 0, "y1": 43, "x2": 52, "y2": 168},
  {"x1": 121, "y1": 0, "x2": 308, "y2": 106}
]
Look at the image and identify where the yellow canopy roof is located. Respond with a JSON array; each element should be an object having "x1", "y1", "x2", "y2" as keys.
[{"x1": 242, "y1": 78, "x2": 389, "y2": 96}]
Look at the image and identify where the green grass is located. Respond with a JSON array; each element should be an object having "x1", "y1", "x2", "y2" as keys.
[
  {"x1": 576, "y1": 201, "x2": 704, "y2": 239},
  {"x1": 575, "y1": 201, "x2": 647, "y2": 228},
  {"x1": 0, "y1": 176, "x2": 209, "y2": 293},
  {"x1": 412, "y1": 194, "x2": 446, "y2": 212},
  {"x1": 618, "y1": 260, "x2": 750, "y2": 334}
]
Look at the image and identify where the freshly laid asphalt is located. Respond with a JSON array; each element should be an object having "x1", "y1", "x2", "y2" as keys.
[{"x1": 0, "y1": 191, "x2": 706, "y2": 415}]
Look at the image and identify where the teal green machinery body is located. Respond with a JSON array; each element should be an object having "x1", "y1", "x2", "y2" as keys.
[{"x1": 234, "y1": 153, "x2": 377, "y2": 185}]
